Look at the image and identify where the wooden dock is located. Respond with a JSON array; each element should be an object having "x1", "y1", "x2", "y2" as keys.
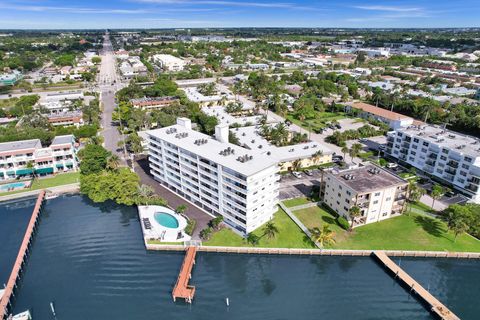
[
  {"x1": 373, "y1": 251, "x2": 460, "y2": 320},
  {"x1": 172, "y1": 246, "x2": 197, "y2": 303},
  {"x1": 0, "y1": 191, "x2": 46, "y2": 320}
]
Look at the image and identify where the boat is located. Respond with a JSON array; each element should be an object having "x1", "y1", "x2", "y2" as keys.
[
  {"x1": 50, "y1": 302, "x2": 56, "y2": 317},
  {"x1": 45, "y1": 193, "x2": 59, "y2": 200},
  {"x1": 11, "y1": 310, "x2": 32, "y2": 320}
]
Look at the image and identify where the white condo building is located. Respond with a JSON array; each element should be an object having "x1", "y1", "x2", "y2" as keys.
[
  {"x1": 146, "y1": 118, "x2": 280, "y2": 234},
  {"x1": 152, "y1": 54, "x2": 186, "y2": 72},
  {"x1": 386, "y1": 125, "x2": 480, "y2": 203}
]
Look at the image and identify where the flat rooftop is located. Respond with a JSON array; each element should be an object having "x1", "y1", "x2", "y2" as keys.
[
  {"x1": 51, "y1": 135, "x2": 74, "y2": 146},
  {"x1": 0, "y1": 139, "x2": 41, "y2": 153},
  {"x1": 397, "y1": 125, "x2": 480, "y2": 158},
  {"x1": 330, "y1": 165, "x2": 407, "y2": 193},
  {"x1": 146, "y1": 125, "x2": 278, "y2": 177}
]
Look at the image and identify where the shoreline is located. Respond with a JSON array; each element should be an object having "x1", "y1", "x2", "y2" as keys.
[
  {"x1": 0, "y1": 183, "x2": 80, "y2": 203},
  {"x1": 146, "y1": 243, "x2": 480, "y2": 259}
]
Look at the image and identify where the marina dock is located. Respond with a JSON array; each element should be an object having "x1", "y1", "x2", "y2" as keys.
[
  {"x1": 172, "y1": 246, "x2": 197, "y2": 303},
  {"x1": 0, "y1": 191, "x2": 46, "y2": 320},
  {"x1": 373, "y1": 251, "x2": 460, "y2": 320}
]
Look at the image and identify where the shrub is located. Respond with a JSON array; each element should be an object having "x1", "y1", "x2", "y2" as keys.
[
  {"x1": 185, "y1": 218, "x2": 197, "y2": 236},
  {"x1": 199, "y1": 227, "x2": 212, "y2": 241},
  {"x1": 337, "y1": 216, "x2": 350, "y2": 230}
]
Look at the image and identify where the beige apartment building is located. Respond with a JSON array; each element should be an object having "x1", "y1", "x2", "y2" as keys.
[{"x1": 321, "y1": 165, "x2": 408, "y2": 227}]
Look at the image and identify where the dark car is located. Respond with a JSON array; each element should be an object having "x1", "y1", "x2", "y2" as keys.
[{"x1": 332, "y1": 155, "x2": 343, "y2": 162}]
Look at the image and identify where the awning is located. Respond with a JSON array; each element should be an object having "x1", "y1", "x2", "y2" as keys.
[
  {"x1": 0, "y1": 172, "x2": 3, "y2": 177},
  {"x1": 56, "y1": 163, "x2": 64, "y2": 168},
  {"x1": 35, "y1": 167, "x2": 54, "y2": 174},
  {"x1": 65, "y1": 161, "x2": 74, "y2": 167},
  {"x1": 6, "y1": 170, "x2": 15, "y2": 175},
  {"x1": 16, "y1": 168, "x2": 33, "y2": 175}
]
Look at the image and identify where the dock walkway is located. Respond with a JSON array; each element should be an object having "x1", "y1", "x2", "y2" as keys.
[
  {"x1": 172, "y1": 246, "x2": 197, "y2": 303},
  {"x1": 0, "y1": 191, "x2": 46, "y2": 320},
  {"x1": 373, "y1": 251, "x2": 459, "y2": 320}
]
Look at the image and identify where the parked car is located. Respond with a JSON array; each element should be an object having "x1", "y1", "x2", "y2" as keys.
[
  {"x1": 387, "y1": 162, "x2": 398, "y2": 169},
  {"x1": 304, "y1": 169, "x2": 313, "y2": 176},
  {"x1": 335, "y1": 124, "x2": 342, "y2": 129},
  {"x1": 445, "y1": 190, "x2": 455, "y2": 198},
  {"x1": 332, "y1": 155, "x2": 343, "y2": 162},
  {"x1": 291, "y1": 171, "x2": 302, "y2": 179}
]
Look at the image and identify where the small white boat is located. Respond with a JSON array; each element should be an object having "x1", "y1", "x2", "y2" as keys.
[
  {"x1": 45, "y1": 193, "x2": 59, "y2": 200},
  {"x1": 12, "y1": 310, "x2": 32, "y2": 320},
  {"x1": 225, "y1": 297, "x2": 229, "y2": 306},
  {"x1": 50, "y1": 302, "x2": 56, "y2": 317}
]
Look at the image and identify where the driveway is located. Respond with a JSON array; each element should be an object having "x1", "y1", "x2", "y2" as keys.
[
  {"x1": 134, "y1": 157, "x2": 212, "y2": 240},
  {"x1": 279, "y1": 169, "x2": 323, "y2": 200}
]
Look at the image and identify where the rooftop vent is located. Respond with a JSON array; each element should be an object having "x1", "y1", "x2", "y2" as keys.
[
  {"x1": 303, "y1": 146, "x2": 309, "y2": 150},
  {"x1": 456, "y1": 145, "x2": 466, "y2": 150},
  {"x1": 343, "y1": 174, "x2": 356, "y2": 180},
  {"x1": 448, "y1": 134, "x2": 456, "y2": 139},
  {"x1": 194, "y1": 138, "x2": 208, "y2": 146},
  {"x1": 368, "y1": 168, "x2": 381, "y2": 175},
  {"x1": 175, "y1": 132, "x2": 188, "y2": 139},
  {"x1": 236, "y1": 154, "x2": 253, "y2": 163},
  {"x1": 219, "y1": 147, "x2": 235, "y2": 156},
  {"x1": 166, "y1": 128, "x2": 177, "y2": 135}
]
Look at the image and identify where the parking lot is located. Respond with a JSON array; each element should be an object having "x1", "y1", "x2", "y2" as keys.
[{"x1": 279, "y1": 169, "x2": 323, "y2": 200}]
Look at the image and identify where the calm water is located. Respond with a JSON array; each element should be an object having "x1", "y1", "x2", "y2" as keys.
[{"x1": 1, "y1": 195, "x2": 478, "y2": 319}]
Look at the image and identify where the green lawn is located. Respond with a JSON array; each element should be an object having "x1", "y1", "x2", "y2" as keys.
[
  {"x1": 293, "y1": 205, "x2": 479, "y2": 252},
  {"x1": 294, "y1": 205, "x2": 344, "y2": 235},
  {"x1": 204, "y1": 208, "x2": 315, "y2": 248},
  {"x1": 0, "y1": 172, "x2": 80, "y2": 196},
  {"x1": 285, "y1": 112, "x2": 347, "y2": 132},
  {"x1": 146, "y1": 240, "x2": 182, "y2": 245},
  {"x1": 333, "y1": 212, "x2": 480, "y2": 252},
  {"x1": 282, "y1": 197, "x2": 312, "y2": 208}
]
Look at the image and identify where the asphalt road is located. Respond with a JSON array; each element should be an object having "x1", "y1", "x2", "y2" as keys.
[{"x1": 98, "y1": 33, "x2": 127, "y2": 165}]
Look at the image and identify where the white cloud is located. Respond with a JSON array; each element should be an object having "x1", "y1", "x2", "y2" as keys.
[{"x1": 354, "y1": 5, "x2": 423, "y2": 12}]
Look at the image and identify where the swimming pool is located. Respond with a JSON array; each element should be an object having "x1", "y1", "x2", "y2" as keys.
[
  {"x1": 154, "y1": 212, "x2": 180, "y2": 229},
  {"x1": 0, "y1": 182, "x2": 28, "y2": 192}
]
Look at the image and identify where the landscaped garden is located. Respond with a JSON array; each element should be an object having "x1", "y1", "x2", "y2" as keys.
[
  {"x1": 282, "y1": 197, "x2": 312, "y2": 208},
  {"x1": 204, "y1": 208, "x2": 315, "y2": 249}
]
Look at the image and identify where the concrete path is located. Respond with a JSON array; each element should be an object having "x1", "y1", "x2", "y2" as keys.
[
  {"x1": 288, "y1": 202, "x2": 320, "y2": 211},
  {"x1": 419, "y1": 194, "x2": 447, "y2": 211},
  {"x1": 278, "y1": 202, "x2": 320, "y2": 248}
]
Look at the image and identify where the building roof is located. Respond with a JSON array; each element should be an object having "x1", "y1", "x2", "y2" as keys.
[
  {"x1": 146, "y1": 125, "x2": 278, "y2": 177},
  {"x1": 396, "y1": 124, "x2": 480, "y2": 158},
  {"x1": 0, "y1": 139, "x2": 42, "y2": 153},
  {"x1": 351, "y1": 102, "x2": 413, "y2": 122},
  {"x1": 329, "y1": 165, "x2": 407, "y2": 194},
  {"x1": 51, "y1": 135, "x2": 74, "y2": 146}
]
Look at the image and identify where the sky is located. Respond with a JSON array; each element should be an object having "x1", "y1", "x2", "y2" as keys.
[{"x1": 0, "y1": 0, "x2": 479, "y2": 29}]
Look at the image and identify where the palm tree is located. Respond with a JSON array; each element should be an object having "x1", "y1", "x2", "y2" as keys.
[
  {"x1": 175, "y1": 204, "x2": 187, "y2": 215},
  {"x1": 25, "y1": 161, "x2": 36, "y2": 180},
  {"x1": 348, "y1": 206, "x2": 361, "y2": 231},
  {"x1": 312, "y1": 150, "x2": 323, "y2": 164},
  {"x1": 106, "y1": 154, "x2": 120, "y2": 171},
  {"x1": 263, "y1": 222, "x2": 279, "y2": 240},
  {"x1": 137, "y1": 184, "x2": 155, "y2": 205},
  {"x1": 246, "y1": 233, "x2": 260, "y2": 246},
  {"x1": 431, "y1": 184, "x2": 444, "y2": 209},
  {"x1": 406, "y1": 182, "x2": 426, "y2": 215},
  {"x1": 341, "y1": 146, "x2": 349, "y2": 162},
  {"x1": 310, "y1": 225, "x2": 336, "y2": 248},
  {"x1": 349, "y1": 143, "x2": 363, "y2": 164},
  {"x1": 291, "y1": 159, "x2": 302, "y2": 172}
]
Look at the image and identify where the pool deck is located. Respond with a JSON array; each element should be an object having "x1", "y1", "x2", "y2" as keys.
[{"x1": 138, "y1": 205, "x2": 191, "y2": 243}]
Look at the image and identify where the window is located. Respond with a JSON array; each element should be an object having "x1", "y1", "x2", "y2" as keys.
[
  {"x1": 386, "y1": 197, "x2": 391, "y2": 201},
  {"x1": 339, "y1": 185, "x2": 342, "y2": 190},
  {"x1": 374, "y1": 192, "x2": 380, "y2": 196},
  {"x1": 413, "y1": 138, "x2": 419, "y2": 143},
  {"x1": 412, "y1": 145, "x2": 418, "y2": 149},
  {"x1": 462, "y1": 164, "x2": 469, "y2": 170},
  {"x1": 382, "y1": 212, "x2": 388, "y2": 217},
  {"x1": 373, "y1": 200, "x2": 379, "y2": 204},
  {"x1": 440, "y1": 156, "x2": 447, "y2": 161},
  {"x1": 464, "y1": 157, "x2": 472, "y2": 163},
  {"x1": 458, "y1": 178, "x2": 465, "y2": 184},
  {"x1": 460, "y1": 171, "x2": 467, "y2": 177},
  {"x1": 409, "y1": 157, "x2": 415, "y2": 162},
  {"x1": 423, "y1": 142, "x2": 429, "y2": 147},
  {"x1": 436, "y1": 169, "x2": 443, "y2": 174},
  {"x1": 442, "y1": 149, "x2": 449, "y2": 154},
  {"x1": 346, "y1": 190, "x2": 351, "y2": 196},
  {"x1": 410, "y1": 151, "x2": 416, "y2": 156}
]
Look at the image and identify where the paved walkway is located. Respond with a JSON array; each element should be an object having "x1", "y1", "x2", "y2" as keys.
[
  {"x1": 134, "y1": 157, "x2": 212, "y2": 240},
  {"x1": 288, "y1": 202, "x2": 320, "y2": 211},
  {"x1": 278, "y1": 202, "x2": 320, "y2": 248}
]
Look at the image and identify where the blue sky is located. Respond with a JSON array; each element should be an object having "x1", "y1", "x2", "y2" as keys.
[{"x1": 0, "y1": 0, "x2": 479, "y2": 29}]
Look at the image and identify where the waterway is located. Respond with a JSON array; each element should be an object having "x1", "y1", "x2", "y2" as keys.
[{"x1": 1, "y1": 195, "x2": 479, "y2": 319}]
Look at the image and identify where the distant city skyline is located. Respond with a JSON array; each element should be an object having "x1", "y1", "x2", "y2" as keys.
[{"x1": 0, "y1": 0, "x2": 479, "y2": 29}]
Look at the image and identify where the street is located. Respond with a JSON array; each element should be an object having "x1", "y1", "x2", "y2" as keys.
[{"x1": 98, "y1": 33, "x2": 127, "y2": 165}]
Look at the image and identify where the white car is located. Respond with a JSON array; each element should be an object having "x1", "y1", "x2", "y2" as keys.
[
  {"x1": 291, "y1": 171, "x2": 302, "y2": 179},
  {"x1": 387, "y1": 162, "x2": 398, "y2": 169}
]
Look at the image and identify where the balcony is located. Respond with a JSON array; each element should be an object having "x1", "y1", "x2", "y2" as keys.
[
  {"x1": 447, "y1": 161, "x2": 459, "y2": 169},
  {"x1": 466, "y1": 184, "x2": 479, "y2": 193},
  {"x1": 428, "y1": 153, "x2": 438, "y2": 159},
  {"x1": 467, "y1": 177, "x2": 480, "y2": 185},
  {"x1": 444, "y1": 168, "x2": 457, "y2": 175}
]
